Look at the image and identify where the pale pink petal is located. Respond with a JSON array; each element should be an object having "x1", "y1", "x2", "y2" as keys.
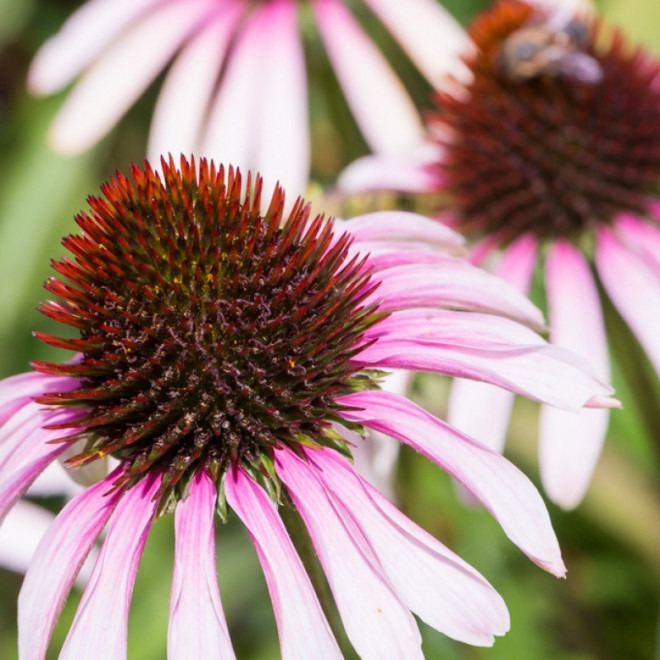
[
  {"x1": 337, "y1": 150, "x2": 440, "y2": 194},
  {"x1": 539, "y1": 240, "x2": 610, "y2": 509},
  {"x1": 168, "y1": 471, "x2": 235, "y2": 659},
  {"x1": 493, "y1": 235, "x2": 538, "y2": 293},
  {"x1": 338, "y1": 391, "x2": 565, "y2": 576},
  {"x1": 596, "y1": 227, "x2": 660, "y2": 376},
  {"x1": 48, "y1": 0, "x2": 211, "y2": 154},
  {"x1": 447, "y1": 236, "x2": 536, "y2": 454},
  {"x1": 312, "y1": 0, "x2": 422, "y2": 154},
  {"x1": 147, "y1": 5, "x2": 245, "y2": 164},
  {"x1": 350, "y1": 370, "x2": 409, "y2": 497},
  {"x1": 225, "y1": 467, "x2": 341, "y2": 659},
  {"x1": 448, "y1": 379, "x2": 514, "y2": 454},
  {"x1": 361, "y1": 0, "x2": 473, "y2": 85},
  {"x1": 27, "y1": 0, "x2": 163, "y2": 94},
  {"x1": 0, "y1": 372, "x2": 78, "y2": 425},
  {"x1": 307, "y1": 447, "x2": 510, "y2": 646},
  {"x1": 275, "y1": 447, "x2": 423, "y2": 660},
  {"x1": 59, "y1": 475, "x2": 161, "y2": 660},
  {"x1": 201, "y1": 8, "x2": 266, "y2": 176},
  {"x1": 340, "y1": 210, "x2": 465, "y2": 250},
  {"x1": 366, "y1": 262, "x2": 546, "y2": 328},
  {"x1": 0, "y1": 501, "x2": 55, "y2": 576},
  {"x1": 18, "y1": 475, "x2": 121, "y2": 660},
  {"x1": 358, "y1": 309, "x2": 612, "y2": 410},
  {"x1": 252, "y1": 0, "x2": 310, "y2": 202},
  {"x1": 614, "y1": 214, "x2": 660, "y2": 272}
]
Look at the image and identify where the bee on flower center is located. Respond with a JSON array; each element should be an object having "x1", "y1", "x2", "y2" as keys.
[{"x1": 496, "y1": 12, "x2": 602, "y2": 84}]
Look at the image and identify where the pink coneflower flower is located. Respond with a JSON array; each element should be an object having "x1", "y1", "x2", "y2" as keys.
[
  {"x1": 3, "y1": 155, "x2": 615, "y2": 656},
  {"x1": 27, "y1": 0, "x2": 466, "y2": 197},
  {"x1": 341, "y1": 0, "x2": 657, "y2": 510}
]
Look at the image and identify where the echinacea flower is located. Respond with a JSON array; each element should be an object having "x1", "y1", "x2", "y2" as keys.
[
  {"x1": 340, "y1": 0, "x2": 656, "y2": 510},
  {"x1": 27, "y1": 0, "x2": 466, "y2": 198},
  {"x1": 5, "y1": 155, "x2": 615, "y2": 658}
]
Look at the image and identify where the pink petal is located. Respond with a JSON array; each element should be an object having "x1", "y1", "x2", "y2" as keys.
[
  {"x1": 169, "y1": 471, "x2": 235, "y2": 659},
  {"x1": 59, "y1": 475, "x2": 161, "y2": 660},
  {"x1": 48, "y1": 0, "x2": 211, "y2": 154},
  {"x1": 306, "y1": 447, "x2": 510, "y2": 646},
  {"x1": 341, "y1": 210, "x2": 465, "y2": 250},
  {"x1": 493, "y1": 235, "x2": 538, "y2": 293},
  {"x1": 337, "y1": 150, "x2": 440, "y2": 194},
  {"x1": 275, "y1": 447, "x2": 423, "y2": 660},
  {"x1": 147, "y1": 5, "x2": 245, "y2": 163},
  {"x1": 311, "y1": 0, "x2": 422, "y2": 154},
  {"x1": 358, "y1": 309, "x2": 613, "y2": 410},
  {"x1": 361, "y1": 0, "x2": 473, "y2": 85},
  {"x1": 338, "y1": 391, "x2": 565, "y2": 576},
  {"x1": 539, "y1": 241, "x2": 610, "y2": 509},
  {"x1": 614, "y1": 214, "x2": 660, "y2": 274},
  {"x1": 448, "y1": 379, "x2": 514, "y2": 454},
  {"x1": 225, "y1": 467, "x2": 341, "y2": 659},
  {"x1": 18, "y1": 475, "x2": 121, "y2": 660},
  {"x1": 365, "y1": 262, "x2": 546, "y2": 328},
  {"x1": 27, "y1": 0, "x2": 162, "y2": 94},
  {"x1": 252, "y1": 0, "x2": 310, "y2": 203},
  {"x1": 596, "y1": 227, "x2": 660, "y2": 376}
]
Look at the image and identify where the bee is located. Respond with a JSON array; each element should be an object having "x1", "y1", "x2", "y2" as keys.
[{"x1": 496, "y1": 10, "x2": 603, "y2": 84}]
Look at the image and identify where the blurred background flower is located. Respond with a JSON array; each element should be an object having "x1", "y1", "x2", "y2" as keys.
[{"x1": 0, "y1": 0, "x2": 659, "y2": 659}]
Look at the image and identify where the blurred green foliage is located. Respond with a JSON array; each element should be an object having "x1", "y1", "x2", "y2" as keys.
[{"x1": 0, "y1": 0, "x2": 658, "y2": 658}]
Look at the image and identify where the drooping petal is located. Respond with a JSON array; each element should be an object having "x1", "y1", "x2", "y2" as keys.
[
  {"x1": 338, "y1": 390, "x2": 565, "y2": 576},
  {"x1": 358, "y1": 309, "x2": 613, "y2": 410},
  {"x1": 147, "y1": 5, "x2": 245, "y2": 163},
  {"x1": 252, "y1": 0, "x2": 310, "y2": 202},
  {"x1": 613, "y1": 214, "x2": 660, "y2": 278},
  {"x1": 311, "y1": 0, "x2": 422, "y2": 154},
  {"x1": 59, "y1": 474, "x2": 161, "y2": 660},
  {"x1": 48, "y1": 0, "x2": 211, "y2": 154},
  {"x1": 275, "y1": 447, "x2": 423, "y2": 660},
  {"x1": 306, "y1": 447, "x2": 510, "y2": 646},
  {"x1": 225, "y1": 467, "x2": 341, "y2": 659},
  {"x1": 539, "y1": 240, "x2": 610, "y2": 509},
  {"x1": 168, "y1": 471, "x2": 235, "y2": 659},
  {"x1": 361, "y1": 0, "x2": 473, "y2": 85},
  {"x1": 596, "y1": 226, "x2": 660, "y2": 376},
  {"x1": 365, "y1": 262, "x2": 546, "y2": 328},
  {"x1": 18, "y1": 475, "x2": 122, "y2": 660},
  {"x1": 27, "y1": 0, "x2": 162, "y2": 94}
]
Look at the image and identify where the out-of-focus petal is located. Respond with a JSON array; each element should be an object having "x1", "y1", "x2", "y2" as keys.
[
  {"x1": 225, "y1": 467, "x2": 341, "y2": 659},
  {"x1": 311, "y1": 0, "x2": 422, "y2": 154},
  {"x1": 338, "y1": 390, "x2": 565, "y2": 577},
  {"x1": 252, "y1": 0, "x2": 310, "y2": 201},
  {"x1": 147, "y1": 5, "x2": 245, "y2": 163},
  {"x1": 539, "y1": 240, "x2": 610, "y2": 509},
  {"x1": 18, "y1": 476, "x2": 121, "y2": 660},
  {"x1": 596, "y1": 226, "x2": 660, "y2": 375},
  {"x1": 168, "y1": 471, "x2": 235, "y2": 660},
  {"x1": 27, "y1": 0, "x2": 162, "y2": 94},
  {"x1": 337, "y1": 149, "x2": 441, "y2": 194},
  {"x1": 361, "y1": 0, "x2": 473, "y2": 85},
  {"x1": 59, "y1": 475, "x2": 161, "y2": 660},
  {"x1": 201, "y1": 4, "x2": 267, "y2": 175},
  {"x1": 307, "y1": 447, "x2": 510, "y2": 646},
  {"x1": 275, "y1": 447, "x2": 423, "y2": 660},
  {"x1": 48, "y1": 0, "x2": 211, "y2": 154},
  {"x1": 448, "y1": 379, "x2": 514, "y2": 455},
  {"x1": 614, "y1": 214, "x2": 660, "y2": 273},
  {"x1": 25, "y1": 460, "x2": 83, "y2": 498}
]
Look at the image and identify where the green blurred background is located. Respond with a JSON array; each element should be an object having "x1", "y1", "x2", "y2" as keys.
[{"x1": 0, "y1": 0, "x2": 658, "y2": 658}]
